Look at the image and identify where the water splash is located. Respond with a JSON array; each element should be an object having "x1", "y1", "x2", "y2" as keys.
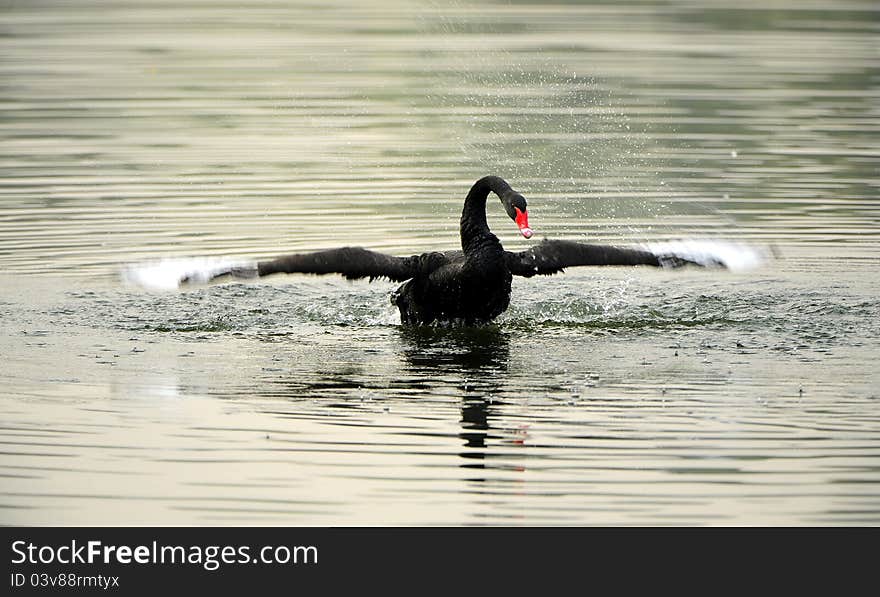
[
  {"x1": 642, "y1": 240, "x2": 771, "y2": 272},
  {"x1": 121, "y1": 258, "x2": 258, "y2": 291}
]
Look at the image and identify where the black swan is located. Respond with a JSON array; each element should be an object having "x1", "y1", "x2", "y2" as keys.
[{"x1": 166, "y1": 175, "x2": 736, "y2": 326}]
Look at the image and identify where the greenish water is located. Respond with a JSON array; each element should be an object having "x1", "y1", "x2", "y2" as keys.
[{"x1": 0, "y1": 0, "x2": 878, "y2": 525}]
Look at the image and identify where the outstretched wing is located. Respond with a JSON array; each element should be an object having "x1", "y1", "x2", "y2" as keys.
[
  {"x1": 505, "y1": 239, "x2": 710, "y2": 277},
  {"x1": 252, "y1": 247, "x2": 471, "y2": 282},
  {"x1": 175, "y1": 247, "x2": 453, "y2": 286},
  {"x1": 256, "y1": 247, "x2": 431, "y2": 281}
]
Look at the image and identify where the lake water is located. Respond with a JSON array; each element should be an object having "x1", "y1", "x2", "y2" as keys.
[{"x1": 1, "y1": 0, "x2": 878, "y2": 525}]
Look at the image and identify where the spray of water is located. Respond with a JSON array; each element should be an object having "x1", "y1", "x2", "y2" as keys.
[
  {"x1": 643, "y1": 239, "x2": 770, "y2": 272},
  {"x1": 120, "y1": 258, "x2": 257, "y2": 291}
]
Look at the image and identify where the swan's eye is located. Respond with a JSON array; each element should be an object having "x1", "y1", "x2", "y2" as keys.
[{"x1": 514, "y1": 207, "x2": 533, "y2": 239}]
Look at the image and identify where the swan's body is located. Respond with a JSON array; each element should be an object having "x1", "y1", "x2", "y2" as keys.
[{"x1": 177, "y1": 176, "x2": 724, "y2": 326}]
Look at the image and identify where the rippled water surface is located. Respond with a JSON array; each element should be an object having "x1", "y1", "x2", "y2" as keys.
[{"x1": 1, "y1": 0, "x2": 878, "y2": 525}]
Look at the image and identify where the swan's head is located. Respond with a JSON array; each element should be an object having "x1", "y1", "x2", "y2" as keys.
[{"x1": 503, "y1": 192, "x2": 533, "y2": 239}]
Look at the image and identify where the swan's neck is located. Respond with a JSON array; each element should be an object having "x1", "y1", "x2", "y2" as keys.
[{"x1": 460, "y1": 176, "x2": 512, "y2": 256}]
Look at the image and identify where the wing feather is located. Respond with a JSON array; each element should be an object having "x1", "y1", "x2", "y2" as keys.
[
  {"x1": 257, "y1": 247, "x2": 436, "y2": 282},
  {"x1": 505, "y1": 240, "x2": 703, "y2": 277}
]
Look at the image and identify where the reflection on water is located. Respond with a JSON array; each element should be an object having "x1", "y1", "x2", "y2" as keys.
[
  {"x1": 400, "y1": 328, "x2": 510, "y2": 467},
  {"x1": 0, "y1": 0, "x2": 879, "y2": 525},
  {"x1": 400, "y1": 326, "x2": 511, "y2": 373}
]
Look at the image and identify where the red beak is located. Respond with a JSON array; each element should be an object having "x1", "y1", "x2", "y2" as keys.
[{"x1": 514, "y1": 207, "x2": 533, "y2": 239}]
